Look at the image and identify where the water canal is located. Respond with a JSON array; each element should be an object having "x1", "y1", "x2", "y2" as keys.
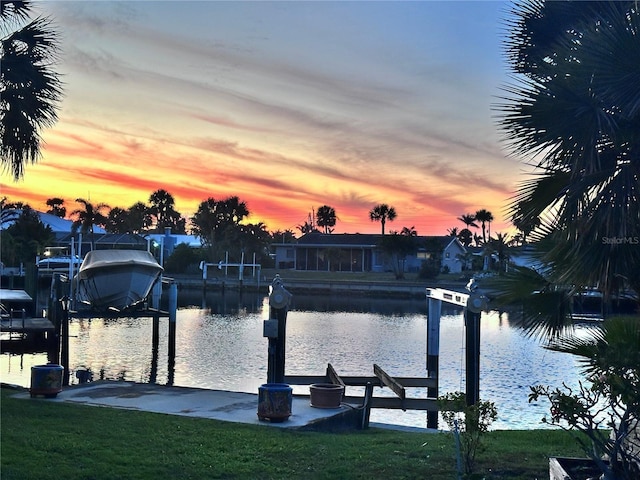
[{"x1": 1, "y1": 290, "x2": 592, "y2": 430}]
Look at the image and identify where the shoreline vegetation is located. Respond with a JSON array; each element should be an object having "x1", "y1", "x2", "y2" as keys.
[{"x1": 1, "y1": 386, "x2": 588, "y2": 480}]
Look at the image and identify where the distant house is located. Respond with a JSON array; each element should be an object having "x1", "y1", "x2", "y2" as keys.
[
  {"x1": 145, "y1": 227, "x2": 202, "y2": 260},
  {"x1": 272, "y1": 233, "x2": 466, "y2": 274},
  {"x1": 23, "y1": 211, "x2": 152, "y2": 254}
]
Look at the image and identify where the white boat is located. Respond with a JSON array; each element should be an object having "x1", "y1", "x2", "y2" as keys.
[
  {"x1": 75, "y1": 250, "x2": 163, "y2": 311},
  {"x1": 37, "y1": 246, "x2": 83, "y2": 275},
  {"x1": 37, "y1": 255, "x2": 82, "y2": 270}
]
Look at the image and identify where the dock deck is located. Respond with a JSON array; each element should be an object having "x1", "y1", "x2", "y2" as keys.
[
  {"x1": 10, "y1": 381, "x2": 433, "y2": 432},
  {"x1": 1, "y1": 317, "x2": 55, "y2": 334}
]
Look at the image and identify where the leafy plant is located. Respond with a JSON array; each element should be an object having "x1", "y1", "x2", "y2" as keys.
[
  {"x1": 439, "y1": 391, "x2": 498, "y2": 477},
  {"x1": 529, "y1": 316, "x2": 640, "y2": 480}
]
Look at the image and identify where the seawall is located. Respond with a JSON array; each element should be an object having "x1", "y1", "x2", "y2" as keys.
[{"x1": 164, "y1": 273, "x2": 469, "y2": 299}]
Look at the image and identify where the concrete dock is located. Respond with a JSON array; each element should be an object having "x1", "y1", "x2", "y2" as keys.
[{"x1": 12, "y1": 381, "x2": 374, "y2": 431}]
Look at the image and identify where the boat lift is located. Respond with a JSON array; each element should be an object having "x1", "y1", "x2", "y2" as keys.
[
  {"x1": 263, "y1": 277, "x2": 487, "y2": 429},
  {"x1": 200, "y1": 252, "x2": 262, "y2": 290}
]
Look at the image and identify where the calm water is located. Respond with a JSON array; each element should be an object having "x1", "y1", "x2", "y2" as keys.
[{"x1": 1, "y1": 290, "x2": 591, "y2": 430}]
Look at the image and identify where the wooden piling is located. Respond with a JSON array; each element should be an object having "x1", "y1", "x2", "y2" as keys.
[
  {"x1": 426, "y1": 296, "x2": 442, "y2": 428},
  {"x1": 167, "y1": 283, "x2": 177, "y2": 385}
]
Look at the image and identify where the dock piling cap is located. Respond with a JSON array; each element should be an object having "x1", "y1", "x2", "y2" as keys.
[
  {"x1": 466, "y1": 292, "x2": 488, "y2": 313},
  {"x1": 269, "y1": 276, "x2": 292, "y2": 309}
]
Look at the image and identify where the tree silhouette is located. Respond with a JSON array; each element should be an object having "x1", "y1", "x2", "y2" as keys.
[
  {"x1": 45, "y1": 197, "x2": 65, "y2": 218},
  {"x1": 191, "y1": 196, "x2": 250, "y2": 260},
  {"x1": 457, "y1": 213, "x2": 477, "y2": 247},
  {"x1": 1, "y1": 0, "x2": 63, "y2": 180},
  {"x1": 474, "y1": 209, "x2": 494, "y2": 244},
  {"x1": 316, "y1": 205, "x2": 337, "y2": 234},
  {"x1": 70, "y1": 198, "x2": 109, "y2": 250},
  {"x1": 369, "y1": 204, "x2": 397, "y2": 235},
  {"x1": 148, "y1": 189, "x2": 185, "y2": 233},
  {"x1": 0, "y1": 196, "x2": 20, "y2": 226}
]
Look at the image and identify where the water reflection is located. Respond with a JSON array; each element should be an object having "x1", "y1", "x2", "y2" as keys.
[{"x1": 1, "y1": 290, "x2": 590, "y2": 430}]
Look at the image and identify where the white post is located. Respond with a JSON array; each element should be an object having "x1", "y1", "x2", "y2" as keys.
[
  {"x1": 69, "y1": 238, "x2": 75, "y2": 305},
  {"x1": 253, "y1": 252, "x2": 257, "y2": 277}
]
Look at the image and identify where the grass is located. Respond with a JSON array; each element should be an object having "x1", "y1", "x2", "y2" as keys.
[{"x1": 1, "y1": 387, "x2": 588, "y2": 479}]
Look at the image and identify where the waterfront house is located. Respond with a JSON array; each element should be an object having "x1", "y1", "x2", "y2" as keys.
[{"x1": 273, "y1": 233, "x2": 466, "y2": 274}]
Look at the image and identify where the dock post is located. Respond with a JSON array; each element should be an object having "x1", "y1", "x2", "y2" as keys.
[
  {"x1": 60, "y1": 296, "x2": 71, "y2": 386},
  {"x1": 266, "y1": 276, "x2": 292, "y2": 384},
  {"x1": 167, "y1": 282, "x2": 177, "y2": 385},
  {"x1": 426, "y1": 297, "x2": 442, "y2": 429},
  {"x1": 150, "y1": 312, "x2": 160, "y2": 383},
  {"x1": 464, "y1": 280, "x2": 486, "y2": 407},
  {"x1": 464, "y1": 309, "x2": 481, "y2": 406}
]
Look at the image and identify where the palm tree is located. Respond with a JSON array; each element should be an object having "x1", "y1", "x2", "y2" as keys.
[
  {"x1": 219, "y1": 196, "x2": 249, "y2": 225},
  {"x1": 45, "y1": 197, "x2": 65, "y2": 218},
  {"x1": 149, "y1": 189, "x2": 178, "y2": 232},
  {"x1": 1, "y1": 1, "x2": 63, "y2": 180},
  {"x1": 456, "y1": 213, "x2": 477, "y2": 248},
  {"x1": 474, "y1": 209, "x2": 494, "y2": 244},
  {"x1": 447, "y1": 227, "x2": 459, "y2": 237},
  {"x1": 127, "y1": 201, "x2": 153, "y2": 233},
  {"x1": 488, "y1": 232, "x2": 510, "y2": 273},
  {"x1": 316, "y1": 205, "x2": 336, "y2": 234},
  {"x1": 369, "y1": 204, "x2": 397, "y2": 235},
  {"x1": 400, "y1": 225, "x2": 417, "y2": 237},
  {"x1": 496, "y1": 0, "x2": 640, "y2": 305},
  {"x1": 494, "y1": 9, "x2": 640, "y2": 473},
  {"x1": 70, "y1": 198, "x2": 109, "y2": 250},
  {"x1": 0, "y1": 196, "x2": 19, "y2": 226},
  {"x1": 457, "y1": 213, "x2": 478, "y2": 230}
]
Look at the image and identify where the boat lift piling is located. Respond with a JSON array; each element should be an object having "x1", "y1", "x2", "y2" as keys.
[
  {"x1": 167, "y1": 282, "x2": 178, "y2": 385},
  {"x1": 426, "y1": 282, "x2": 488, "y2": 414},
  {"x1": 265, "y1": 275, "x2": 292, "y2": 384}
]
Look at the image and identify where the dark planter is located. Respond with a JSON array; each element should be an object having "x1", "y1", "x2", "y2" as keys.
[
  {"x1": 549, "y1": 457, "x2": 607, "y2": 480},
  {"x1": 30, "y1": 364, "x2": 64, "y2": 398},
  {"x1": 309, "y1": 383, "x2": 344, "y2": 409},
  {"x1": 257, "y1": 383, "x2": 292, "y2": 422}
]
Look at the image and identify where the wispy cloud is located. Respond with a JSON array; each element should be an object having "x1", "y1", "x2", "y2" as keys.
[{"x1": 8, "y1": 1, "x2": 517, "y2": 235}]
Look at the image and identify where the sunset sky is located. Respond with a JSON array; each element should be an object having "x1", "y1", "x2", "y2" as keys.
[{"x1": 2, "y1": 0, "x2": 527, "y2": 236}]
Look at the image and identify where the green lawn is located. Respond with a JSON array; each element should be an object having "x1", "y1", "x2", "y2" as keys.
[{"x1": 1, "y1": 387, "x2": 587, "y2": 479}]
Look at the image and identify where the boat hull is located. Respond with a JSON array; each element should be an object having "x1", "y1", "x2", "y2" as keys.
[{"x1": 75, "y1": 250, "x2": 163, "y2": 311}]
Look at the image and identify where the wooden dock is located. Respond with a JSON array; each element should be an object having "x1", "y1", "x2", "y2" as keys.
[
  {"x1": 1, "y1": 317, "x2": 55, "y2": 335},
  {"x1": 1, "y1": 288, "x2": 54, "y2": 338}
]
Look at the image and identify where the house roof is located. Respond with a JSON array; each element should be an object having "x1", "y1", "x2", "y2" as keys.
[
  {"x1": 2, "y1": 210, "x2": 106, "y2": 234},
  {"x1": 297, "y1": 233, "x2": 381, "y2": 247},
  {"x1": 52, "y1": 232, "x2": 148, "y2": 250},
  {"x1": 295, "y1": 233, "x2": 465, "y2": 252}
]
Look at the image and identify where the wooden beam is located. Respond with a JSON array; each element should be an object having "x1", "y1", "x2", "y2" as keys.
[
  {"x1": 373, "y1": 364, "x2": 406, "y2": 406},
  {"x1": 283, "y1": 375, "x2": 436, "y2": 389},
  {"x1": 326, "y1": 363, "x2": 346, "y2": 388},
  {"x1": 343, "y1": 395, "x2": 437, "y2": 411}
]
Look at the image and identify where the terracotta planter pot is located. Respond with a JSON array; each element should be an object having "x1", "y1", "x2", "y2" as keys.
[{"x1": 309, "y1": 383, "x2": 344, "y2": 409}]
